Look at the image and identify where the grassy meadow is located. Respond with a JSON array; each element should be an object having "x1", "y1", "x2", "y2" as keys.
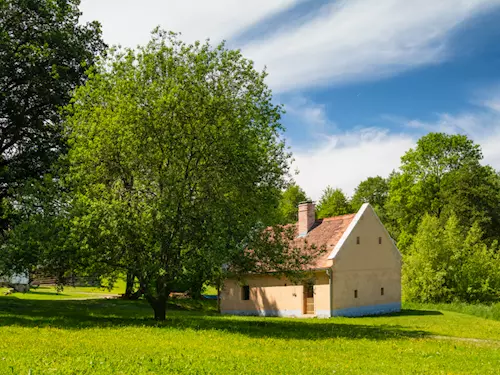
[
  {"x1": 0, "y1": 290, "x2": 499, "y2": 375},
  {"x1": 0, "y1": 285, "x2": 123, "y2": 300}
]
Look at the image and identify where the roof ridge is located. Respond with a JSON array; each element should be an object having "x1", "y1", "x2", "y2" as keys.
[{"x1": 319, "y1": 213, "x2": 357, "y2": 222}]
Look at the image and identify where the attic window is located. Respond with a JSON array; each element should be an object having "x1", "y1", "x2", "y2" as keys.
[
  {"x1": 381, "y1": 287, "x2": 384, "y2": 296},
  {"x1": 354, "y1": 290, "x2": 358, "y2": 298},
  {"x1": 379, "y1": 237, "x2": 382, "y2": 244},
  {"x1": 242, "y1": 285, "x2": 250, "y2": 300},
  {"x1": 356, "y1": 236, "x2": 360, "y2": 245}
]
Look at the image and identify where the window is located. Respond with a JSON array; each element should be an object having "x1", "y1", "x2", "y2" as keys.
[
  {"x1": 356, "y1": 236, "x2": 360, "y2": 245},
  {"x1": 354, "y1": 290, "x2": 358, "y2": 298},
  {"x1": 379, "y1": 237, "x2": 382, "y2": 244},
  {"x1": 242, "y1": 285, "x2": 250, "y2": 300},
  {"x1": 381, "y1": 287, "x2": 384, "y2": 296}
]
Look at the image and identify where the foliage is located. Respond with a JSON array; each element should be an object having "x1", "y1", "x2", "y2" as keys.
[
  {"x1": 275, "y1": 184, "x2": 308, "y2": 224},
  {"x1": 229, "y1": 225, "x2": 327, "y2": 283},
  {"x1": 0, "y1": 169, "x2": 124, "y2": 287},
  {"x1": 1, "y1": 296, "x2": 500, "y2": 374},
  {"x1": 0, "y1": 0, "x2": 105, "y2": 233},
  {"x1": 64, "y1": 30, "x2": 303, "y2": 320},
  {"x1": 350, "y1": 176, "x2": 388, "y2": 212},
  {"x1": 0, "y1": 175, "x2": 75, "y2": 282},
  {"x1": 403, "y1": 214, "x2": 500, "y2": 303},
  {"x1": 316, "y1": 186, "x2": 353, "y2": 219},
  {"x1": 385, "y1": 133, "x2": 494, "y2": 243},
  {"x1": 439, "y1": 163, "x2": 500, "y2": 242}
]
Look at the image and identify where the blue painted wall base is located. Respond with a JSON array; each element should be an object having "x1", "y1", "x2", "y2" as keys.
[
  {"x1": 331, "y1": 302, "x2": 401, "y2": 317},
  {"x1": 221, "y1": 310, "x2": 302, "y2": 317}
]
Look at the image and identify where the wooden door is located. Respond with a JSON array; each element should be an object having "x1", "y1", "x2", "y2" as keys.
[{"x1": 304, "y1": 283, "x2": 314, "y2": 314}]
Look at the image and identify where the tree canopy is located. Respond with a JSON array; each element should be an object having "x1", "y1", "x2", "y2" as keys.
[
  {"x1": 63, "y1": 30, "x2": 299, "y2": 320},
  {"x1": 276, "y1": 184, "x2": 309, "y2": 224},
  {"x1": 403, "y1": 214, "x2": 500, "y2": 303},
  {"x1": 316, "y1": 186, "x2": 353, "y2": 219},
  {"x1": 385, "y1": 133, "x2": 500, "y2": 248},
  {"x1": 350, "y1": 176, "x2": 388, "y2": 212},
  {"x1": 0, "y1": 0, "x2": 105, "y2": 233}
]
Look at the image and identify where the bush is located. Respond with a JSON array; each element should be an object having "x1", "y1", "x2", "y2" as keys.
[{"x1": 403, "y1": 214, "x2": 500, "y2": 303}]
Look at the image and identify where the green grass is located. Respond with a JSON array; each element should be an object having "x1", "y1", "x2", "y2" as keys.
[
  {"x1": 0, "y1": 294, "x2": 499, "y2": 374},
  {"x1": 0, "y1": 285, "x2": 123, "y2": 300},
  {"x1": 406, "y1": 301, "x2": 500, "y2": 321},
  {"x1": 203, "y1": 285, "x2": 218, "y2": 296},
  {"x1": 1, "y1": 276, "x2": 127, "y2": 300}
]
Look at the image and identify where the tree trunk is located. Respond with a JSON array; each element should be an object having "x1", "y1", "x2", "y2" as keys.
[
  {"x1": 152, "y1": 298, "x2": 167, "y2": 321},
  {"x1": 189, "y1": 280, "x2": 204, "y2": 300},
  {"x1": 145, "y1": 284, "x2": 168, "y2": 321},
  {"x1": 143, "y1": 275, "x2": 169, "y2": 321},
  {"x1": 124, "y1": 271, "x2": 135, "y2": 298},
  {"x1": 216, "y1": 278, "x2": 222, "y2": 313}
]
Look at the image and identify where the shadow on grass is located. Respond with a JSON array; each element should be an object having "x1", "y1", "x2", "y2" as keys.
[
  {"x1": 0, "y1": 298, "x2": 432, "y2": 341},
  {"x1": 365, "y1": 309, "x2": 443, "y2": 318},
  {"x1": 18, "y1": 291, "x2": 70, "y2": 297}
]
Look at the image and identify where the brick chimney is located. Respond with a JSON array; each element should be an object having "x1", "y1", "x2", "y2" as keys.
[{"x1": 298, "y1": 201, "x2": 315, "y2": 237}]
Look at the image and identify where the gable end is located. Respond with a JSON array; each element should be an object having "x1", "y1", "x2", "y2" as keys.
[{"x1": 327, "y1": 203, "x2": 401, "y2": 260}]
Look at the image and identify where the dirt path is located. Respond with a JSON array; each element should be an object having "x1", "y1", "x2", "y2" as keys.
[
  {"x1": 430, "y1": 335, "x2": 500, "y2": 345},
  {"x1": 65, "y1": 292, "x2": 120, "y2": 300}
]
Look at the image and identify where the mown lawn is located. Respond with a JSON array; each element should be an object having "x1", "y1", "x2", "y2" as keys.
[
  {"x1": 0, "y1": 285, "x2": 123, "y2": 300},
  {"x1": 0, "y1": 280, "x2": 217, "y2": 301},
  {"x1": 0, "y1": 294, "x2": 499, "y2": 375}
]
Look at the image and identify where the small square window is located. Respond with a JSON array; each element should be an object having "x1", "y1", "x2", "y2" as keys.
[
  {"x1": 354, "y1": 290, "x2": 358, "y2": 298},
  {"x1": 356, "y1": 236, "x2": 360, "y2": 245},
  {"x1": 381, "y1": 287, "x2": 384, "y2": 296},
  {"x1": 379, "y1": 237, "x2": 382, "y2": 244},
  {"x1": 242, "y1": 285, "x2": 250, "y2": 300}
]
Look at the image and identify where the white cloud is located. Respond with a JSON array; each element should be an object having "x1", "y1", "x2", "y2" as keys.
[
  {"x1": 478, "y1": 87, "x2": 500, "y2": 113},
  {"x1": 80, "y1": 0, "x2": 500, "y2": 92},
  {"x1": 283, "y1": 96, "x2": 333, "y2": 136},
  {"x1": 242, "y1": 0, "x2": 500, "y2": 92},
  {"x1": 292, "y1": 128, "x2": 414, "y2": 200},
  {"x1": 79, "y1": 0, "x2": 302, "y2": 47},
  {"x1": 291, "y1": 86, "x2": 500, "y2": 201}
]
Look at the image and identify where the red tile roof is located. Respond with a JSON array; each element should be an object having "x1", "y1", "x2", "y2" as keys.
[
  {"x1": 244, "y1": 213, "x2": 356, "y2": 274},
  {"x1": 293, "y1": 213, "x2": 356, "y2": 269}
]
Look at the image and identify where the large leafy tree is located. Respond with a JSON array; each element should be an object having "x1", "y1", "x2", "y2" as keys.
[
  {"x1": 316, "y1": 186, "x2": 353, "y2": 219},
  {"x1": 385, "y1": 133, "x2": 493, "y2": 247},
  {"x1": 64, "y1": 30, "x2": 304, "y2": 320},
  {"x1": 0, "y1": 0, "x2": 105, "y2": 232}
]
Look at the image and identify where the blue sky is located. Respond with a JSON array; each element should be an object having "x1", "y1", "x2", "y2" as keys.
[{"x1": 80, "y1": 0, "x2": 500, "y2": 200}]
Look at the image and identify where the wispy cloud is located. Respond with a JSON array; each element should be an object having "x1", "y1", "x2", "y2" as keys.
[
  {"x1": 476, "y1": 85, "x2": 500, "y2": 113},
  {"x1": 81, "y1": 0, "x2": 500, "y2": 92},
  {"x1": 80, "y1": 0, "x2": 303, "y2": 47},
  {"x1": 404, "y1": 86, "x2": 500, "y2": 168},
  {"x1": 242, "y1": 0, "x2": 500, "y2": 92},
  {"x1": 292, "y1": 85, "x2": 500, "y2": 201},
  {"x1": 282, "y1": 96, "x2": 334, "y2": 137}
]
